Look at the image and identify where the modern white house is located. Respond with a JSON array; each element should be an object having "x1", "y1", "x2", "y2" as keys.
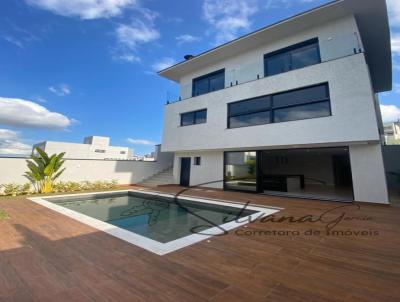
[
  {"x1": 33, "y1": 136, "x2": 134, "y2": 160},
  {"x1": 159, "y1": 0, "x2": 392, "y2": 203}
]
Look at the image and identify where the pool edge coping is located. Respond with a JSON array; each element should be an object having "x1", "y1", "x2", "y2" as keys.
[{"x1": 28, "y1": 189, "x2": 282, "y2": 256}]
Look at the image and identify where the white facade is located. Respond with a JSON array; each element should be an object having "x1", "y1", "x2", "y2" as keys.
[
  {"x1": 33, "y1": 136, "x2": 134, "y2": 160},
  {"x1": 159, "y1": 0, "x2": 391, "y2": 203}
]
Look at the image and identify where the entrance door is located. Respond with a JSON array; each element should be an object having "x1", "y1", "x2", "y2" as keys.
[{"x1": 180, "y1": 157, "x2": 191, "y2": 187}]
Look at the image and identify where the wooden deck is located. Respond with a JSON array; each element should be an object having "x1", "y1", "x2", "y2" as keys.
[{"x1": 0, "y1": 185, "x2": 399, "y2": 301}]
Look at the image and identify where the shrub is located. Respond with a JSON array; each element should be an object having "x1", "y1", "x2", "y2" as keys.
[
  {"x1": 0, "y1": 180, "x2": 118, "y2": 196},
  {"x1": 25, "y1": 148, "x2": 66, "y2": 193},
  {"x1": 52, "y1": 180, "x2": 119, "y2": 193},
  {"x1": 0, "y1": 183, "x2": 32, "y2": 196}
]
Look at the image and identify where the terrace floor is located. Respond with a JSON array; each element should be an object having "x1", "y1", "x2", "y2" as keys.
[{"x1": 0, "y1": 185, "x2": 399, "y2": 301}]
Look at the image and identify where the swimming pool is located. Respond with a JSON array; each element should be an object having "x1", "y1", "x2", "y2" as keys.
[{"x1": 29, "y1": 190, "x2": 280, "y2": 255}]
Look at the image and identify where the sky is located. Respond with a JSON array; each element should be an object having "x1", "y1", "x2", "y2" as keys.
[{"x1": 0, "y1": 0, "x2": 399, "y2": 156}]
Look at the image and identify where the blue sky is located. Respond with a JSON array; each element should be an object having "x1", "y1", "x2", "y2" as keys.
[{"x1": 0, "y1": 0, "x2": 399, "y2": 156}]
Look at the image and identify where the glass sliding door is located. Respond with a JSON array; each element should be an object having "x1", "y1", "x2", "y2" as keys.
[
  {"x1": 261, "y1": 147, "x2": 353, "y2": 201},
  {"x1": 224, "y1": 151, "x2": 258, "y2": 192}
]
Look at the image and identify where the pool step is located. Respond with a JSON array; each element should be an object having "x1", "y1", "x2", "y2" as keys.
[{"x1": 139, "y1": 167, "x2": 175, "y2": 187}]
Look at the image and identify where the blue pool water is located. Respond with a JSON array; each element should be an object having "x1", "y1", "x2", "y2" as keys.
[{"x1": 46, "y1": 191, "x2": 256, "y2": 243}]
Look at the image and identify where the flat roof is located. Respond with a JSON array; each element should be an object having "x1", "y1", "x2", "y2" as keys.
[{"x1": 158, "y1": 0, "x2": 392, "y2": 93}]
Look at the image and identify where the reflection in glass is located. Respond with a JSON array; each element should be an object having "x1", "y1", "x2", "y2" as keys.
[
  {"x1": 225, "y1": 152, "x2": 257, "y2": 192},
  {"x1": 229, "y1": 111, "x2": 270, "y2": 128},
  {"x1": 274, "y1": 101, "x2": 330, "y2": 122}
]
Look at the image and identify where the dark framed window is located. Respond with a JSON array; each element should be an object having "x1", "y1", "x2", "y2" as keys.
[
  {"x1": 194, "y1": 157, "x2": 201, "y2": 166},
  {"x1": 264, "y1": 38, "x2": 321, "y2": 77},
  {"x1": 95, "y1": 149, "x2": 106, "y2": 153},
  {"x1": 192, "y1": 69, "x2": 225, "y2": 97},
  {"x1": 228, "y1": 83, "x2": 330, "y2": 129},
  {"x1": 181, "y1": 109, "x2": 207, "y2": 126},
  {"x1": 120, "y1": 151, "x2": 126, "y2": 154}
]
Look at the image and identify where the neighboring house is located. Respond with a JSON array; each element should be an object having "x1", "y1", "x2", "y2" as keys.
[
  {"x1": 159, "y1": 0, "x2": 391, "y2": 203},
  {"x1": 33, "y1": 136, "x2": 134, "y2": 160},
  {"x1": 384, "y1": 122, "x2": 400, "y2": 145}
]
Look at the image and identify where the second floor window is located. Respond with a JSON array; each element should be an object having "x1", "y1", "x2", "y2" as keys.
[
  {"x1": 192, "y1": 69, "x2": 225, "y2": 97},
  {"x1": 181, "y1": 109, "x2": 207, "y2": 126},
  {"x1": 228, "y1": 83, "x2": 330, "y2": 128},
  {"x1": 264, "y1": 38, "x2": 320, "y2": 77}
]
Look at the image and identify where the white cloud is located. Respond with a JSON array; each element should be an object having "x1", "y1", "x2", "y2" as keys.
[
  {"x1": 115, "y1": 21, "x2": 160, "y2": 50},
  {"x1": 0, "y1": 129, "x2": 32, "y2": 155},
  {"x1": 176, "y1": 34, "x2": 201, "y2": 45},
  {"x1": 1, "y1": 36, "x2": 24, "y2": 48},
  {"x1": 25, "y1": 0, "x2": 136, "y2": 19},
  {"x1": 151, "y1": 57, "x2": 176, "y2": 72},
  {"x1": 0, "y1": 97, "x2": 72, "y2": 129},
  {"x1": 49, "y1": 84, "x2": 71, "y2": 96},
  {"x1": 387, "y1": 0, "x2": 400, "y2": 27},
  {"x1": 202, "y1": 0, "x2": 258, "y2": 45},
  {"x1": 127, "y1": 138, "x2": 155, "y2": 146},
  {"x1": 392, "y1": 34, "x2": 400, "y2": 56},
  {"x1": 113, "y1": 53, "x2": 141, "y2": 63},
  {"x1": 380, "y1": 104, "x2": 400, "y2": 123},
  {"x1": 394, "y1": 83, "x2": 400, "y2": 94}
]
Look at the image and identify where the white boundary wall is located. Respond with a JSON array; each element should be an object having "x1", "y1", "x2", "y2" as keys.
[{"x1": 0, "y1": 151, "x2": 173, "y2": 185}]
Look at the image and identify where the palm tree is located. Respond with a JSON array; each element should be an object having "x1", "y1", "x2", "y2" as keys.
[{"x1": 25, "y1": 148, "x2": 66, "y2": 193}]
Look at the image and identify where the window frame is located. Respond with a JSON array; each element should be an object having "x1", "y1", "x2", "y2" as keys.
[
  {"x1": 194, "y1": 157, "x2": 201, "y2": 166},
  {"x1": 264, "y1": 38, "x2": 321, "y2": 77},
  {"x1": 192, "y1": 69, "x2": 225, "y2": 97},
  {"x1": 227, "y1": 83, "x2": 331, "y2": 129},
  {"x1": 180, "y1": 109, "x2": 208, "y2": 127}
]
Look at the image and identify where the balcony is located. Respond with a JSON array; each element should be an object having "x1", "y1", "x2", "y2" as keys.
[{"x1": 166, "y1": 32, "x2": 363, "y2": 105}]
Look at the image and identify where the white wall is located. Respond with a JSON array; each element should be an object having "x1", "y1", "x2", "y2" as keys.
[
  {"x1": 163, "y1": 54, "x2": 380, "y2": 152},
  {"x1": 0, "y1": 151, "x2": 173, "y2": 185},
  {"x1": 179, "y1": 15, "x2": 361, "y2": 98},
  {"x1": 35, "y1": 141, "x2": 133, "y2": 160},
  {"x1": 173, "y1": 151, "x2": 224, "y2": 189},
  {"x1": 349, "y1": 143, "x2": 389, "y2": 204}
]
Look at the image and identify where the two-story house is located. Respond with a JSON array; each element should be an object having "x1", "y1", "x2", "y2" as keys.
[{"x1": 159, "y1": 0, "x2": 392, "y2": 204}]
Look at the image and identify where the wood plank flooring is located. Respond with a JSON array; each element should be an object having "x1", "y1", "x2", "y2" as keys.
[{"x1": 0, "y1": 185, "x2": 399, "y2": 301}]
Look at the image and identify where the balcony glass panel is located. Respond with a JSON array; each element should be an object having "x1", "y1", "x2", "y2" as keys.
[{"x1": 291, "y1": 43, "x2": 321, "y2": 69}]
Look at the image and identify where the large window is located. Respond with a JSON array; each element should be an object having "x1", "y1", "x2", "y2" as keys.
[
  {"x1": 264, "y1": 38, "x2": 320, "y2": 77},
  {"x1": 224, "y1": 151, "x2": 257, "y2": 192},
  {"x1": 181, "y1": 109, "x2": 207, "y2": 126},
  {"x1": 192, "y1": 69, "x2": 225, "y2": 97},
  {"x1": 228, "y1": 83, "x2": 331, "y2": 128}
]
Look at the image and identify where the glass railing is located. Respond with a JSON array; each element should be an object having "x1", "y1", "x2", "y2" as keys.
[{"x1": 166, "y1": 32, "x2": 363, "y2": 104}]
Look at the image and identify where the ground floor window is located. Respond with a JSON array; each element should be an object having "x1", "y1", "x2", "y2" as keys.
[{"x1": 224, "y1": 147, "x2": 354, "y2": 201}]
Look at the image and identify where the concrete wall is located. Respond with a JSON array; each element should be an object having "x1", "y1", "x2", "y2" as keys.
[
  {"x1": 349, "y1": 143, "x2": 388, "y2": 204},
  {"x1": 0, "y1": 151, "x2": 173, "y2": 185}
]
